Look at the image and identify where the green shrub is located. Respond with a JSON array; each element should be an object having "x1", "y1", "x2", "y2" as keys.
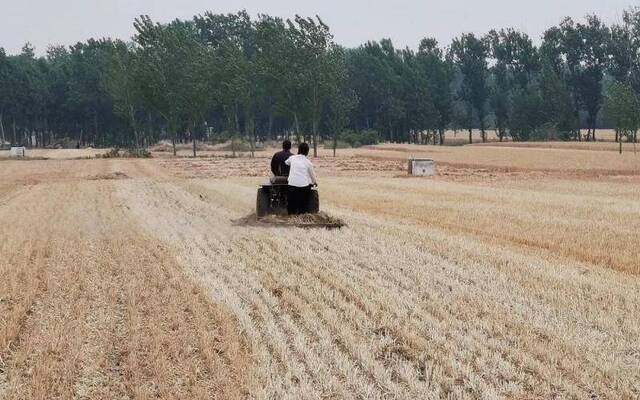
[
  {"x1": 99, "y1": 147, "x2": 152, "y2": 158},
  {"x1": 339, "y1": 129, "x2": 380, "y2": 147},
  {"x1": 324, "y1": 140, "x2": 352, "y2": 149}
]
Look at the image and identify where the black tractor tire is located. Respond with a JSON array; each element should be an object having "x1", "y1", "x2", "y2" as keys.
[
  {"x1": 256, "y1": 189, "x2": 270, "y2": 217},
  {"x1": 307, "y1": 190, "x2": 319, "y2": 214}
]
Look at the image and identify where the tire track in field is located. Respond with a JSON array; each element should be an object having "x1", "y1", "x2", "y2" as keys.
[
  {"x1": 116, "y1": 179, "x2": 518, "y2": 398},
  {"x1": 183, "y1": 180, "x2": 607, "y2": 396},
  {"x1": 117, "y1": 179, "x2": 339, "y2": 399}
]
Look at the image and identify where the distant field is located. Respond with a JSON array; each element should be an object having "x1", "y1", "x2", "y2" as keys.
[
  {"x1": 357, "y1": 143, "x2": 640, "y2": 174},
  {"x1": 471, "y1": 139, "x2": 638, "y2": 152},
  {"x1": 436, "y1": 128, "x2": 617, "y2": 145},
  {"x1": 0, "y1": 148, "x2": 108, "y2": 160},
  {"x1": 0, "y1": 145, "x2": 638, "y2": 399}
]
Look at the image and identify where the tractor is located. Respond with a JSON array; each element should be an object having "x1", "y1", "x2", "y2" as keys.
[{"x1": 256, "y1": 176, "x2": 319, "y2": 217}]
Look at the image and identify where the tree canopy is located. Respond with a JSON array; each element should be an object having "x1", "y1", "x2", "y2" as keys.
[{"x1": 2, "y1": 8, "x2": 640, "y2": 151}]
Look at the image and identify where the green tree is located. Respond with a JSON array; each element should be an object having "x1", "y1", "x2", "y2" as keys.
[
  {"x1": 134, "y1": 16, "x2": 212, "y2": 156},
  {"x1": 576, "y1": 15, "x2": 610, "y2": 141},
  {"x1": 417, "y1": 38, "x2": 453, "y2": 144},
  {"x1": 509, "y1": 87, "x2": 544, "y2": 141},
  {"x1": 0, "y1": 48, "x2": 10, "y2": 147},
  {"x1": 347, "y1": 41, "x2": 402, "y2": 140},
  {"x1": 487, "y1": 29, "x2": 539, "y2": 141},
  {"x1": 327, "y1": 46, "x2": 357, "y2": 156},
  {"x1": 604, "y1": 81, "x2": 640, "y2": 153},
  {"x1": 195, "y1": 11, "x2": 255, "y2": 156},
  {"x1": 450, "y1": 33, "x2": 489, "y2": 143},
  {"x1": 254, "y1": 15, "x2": 290, "y2": 140},
  {"x1": 101, "y1": 40, "x2": 143, "y2": 148},
  {"x1": 539, "y1": 61, "x2": 576, "y2": 139},
  {"x1": 288, "y1": 15, "x2": 339, "y2": 156}
]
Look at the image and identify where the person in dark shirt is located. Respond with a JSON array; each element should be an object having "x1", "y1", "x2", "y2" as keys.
[{"x1": 270, "y1": 140, "x2": 292, "y2": 177}]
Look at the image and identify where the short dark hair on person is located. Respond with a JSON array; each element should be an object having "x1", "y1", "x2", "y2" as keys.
[
  {"x1": 282, "y1": 140, "x2": 291, "y2": 150},
  {"x1": 298, "y1": 142, "x2": 309, "y2": 156}
]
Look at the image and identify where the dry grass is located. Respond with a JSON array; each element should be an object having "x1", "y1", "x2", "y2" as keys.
[
  {"x1": 1, "y1": 147, "x2": 639, "y2": 399},
  {"x1": 0, "y1": 179, "x2": 249, "y2": 399},
  {"x1": 116, "y1": 175, "x2": 640, "y2": 399},
  {"x1": 0, "y1": 148, "x2": 110, "y2": 160},
  {"x1": 318, "y1": 176, "x2": 640, "y2": 274},
  {"x1": 471, "y1": 140, "x2": 636, "y2": 152},
  {"x1": 354, "y1": 143, "x2": 640, "y2": 174},
  {"x1": 233, "y1": 211, "x2": 346, "y2": 229},
  {"x1": 149, "y1": 142, "x2": 228, "y2": 153}
]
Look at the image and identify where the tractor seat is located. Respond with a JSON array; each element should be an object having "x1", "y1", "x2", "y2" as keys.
[{"x1": 270, "y1": 176, "x2": 289, "y2": 185}]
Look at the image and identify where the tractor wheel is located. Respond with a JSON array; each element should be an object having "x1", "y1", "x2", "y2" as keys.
[
  {"x1": 307, "y1": 190, "x2": 319, "y2": 214},
  {"x1": 256, "y1": 189, "x2": 270, "y2": 217}
]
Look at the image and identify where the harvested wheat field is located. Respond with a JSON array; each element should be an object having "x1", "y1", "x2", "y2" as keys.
[{"x1": 1, "y1": 146, "x2": 639, "y2": 400}]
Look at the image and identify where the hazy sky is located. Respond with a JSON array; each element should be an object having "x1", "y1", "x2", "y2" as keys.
[{"x1": 1, "y1": 0, "x2": 635, "y2": 55}]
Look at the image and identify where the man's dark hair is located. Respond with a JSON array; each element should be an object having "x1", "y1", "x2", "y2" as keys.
[
  {"x1": 282, "y1": 140, "x2": 292, "y2": 150},
  {"x1": 298, "y1": 142, "x2": 309, "y2": 156}
]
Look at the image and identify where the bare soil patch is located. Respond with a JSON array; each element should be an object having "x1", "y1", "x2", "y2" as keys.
[
  {"x1": 159, "y1": 156, "x2": 405, "y2": 179},
  {"x1": 87, "y1": 171, "x2": 129, "y2": 180},
  {"x1": 232, "y1": 211, "x2": 346, "y2": 229}
]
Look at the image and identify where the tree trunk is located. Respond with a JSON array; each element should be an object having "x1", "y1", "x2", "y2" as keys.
[
  {"x1": 248, "y1": 116, "x2": 256, "y2": 158},
  {"x1": 294, "y1": 112, "x2": 301, "y2": 144},
  {"x1": 171, "y1": 119, "x2": 177, "y2": 156},
  {"x1": 268, "y1": 109, "x2": 274, "y2": 140},
  {"x1": 0, "y1": 113, "x2": 5, "y2": 149},
  {"x1": 129, "y1": 105, "x2": 138, "y2": 149},
  {"x1": 312, "y1": 119, "x2": 318, "y2": 158},
  {"x1": 192, "y1": 130, "x2": 197, "y2": 158},
  {"x1": 234, "y1": 104, "x2": 240, "y2": 135},
  {"x1": 620, "y1": 138, "x2": 623, "y2": 154},
  {"x1": 12, "y1": 119, "x2": 17, "y2": 145},
  {"x1": 94, "y1": 113, "x2": 99, "y2": 147},
  {"x1": 146, "y1": 112, "x2": 153, "y2": 146}
]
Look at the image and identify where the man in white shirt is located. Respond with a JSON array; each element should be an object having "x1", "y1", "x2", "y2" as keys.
[{"x1": 284, "y1": 142, "x2": 318, "y2": 214}]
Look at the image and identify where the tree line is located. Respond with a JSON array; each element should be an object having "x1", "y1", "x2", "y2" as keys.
[{"x1": 1, "y1": 8, "x2": 640, "y2": 155}]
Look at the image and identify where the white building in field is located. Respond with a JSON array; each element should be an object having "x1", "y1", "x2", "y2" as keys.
[
  {"x1": 9, "y1": 147, "x2": 26, "y2": 158},
  {"x1": 408, "y1": 158, "x2": 434, "y2": 176}
]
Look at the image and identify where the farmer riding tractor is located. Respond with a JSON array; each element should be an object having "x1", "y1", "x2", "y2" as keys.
[{"x1": 256, "y1": 176, "x2": 319, "y2": 217}]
